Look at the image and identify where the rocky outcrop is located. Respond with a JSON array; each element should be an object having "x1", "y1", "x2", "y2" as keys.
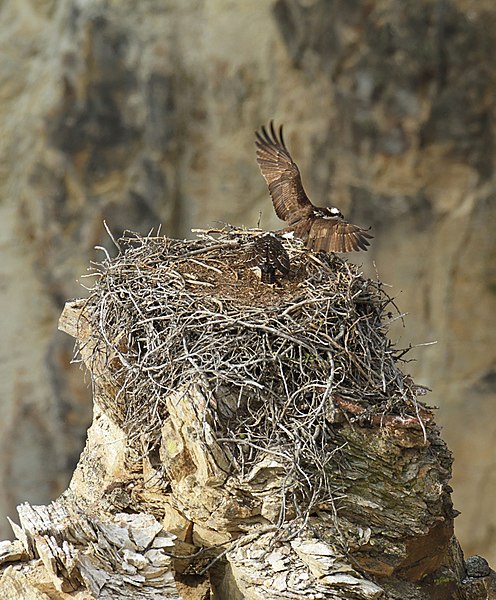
[
  {"x1": 0, "y1": 0, "x2": 495, "y2": 563},
  {"x1": 1, "y1": 232, "x2": 493, "y2": 599}
]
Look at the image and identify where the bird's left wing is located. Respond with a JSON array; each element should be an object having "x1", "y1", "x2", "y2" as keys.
[
  {"x1": 255, "y1": 121, "x2": 312, "y2": 224},
  {"x1": 271, "y1": 237, "x2": 290, "y2": 276}
]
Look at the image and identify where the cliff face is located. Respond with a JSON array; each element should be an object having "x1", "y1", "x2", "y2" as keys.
[{"x1": 0, "y1": 0, "x2": 495, "y2": 562}]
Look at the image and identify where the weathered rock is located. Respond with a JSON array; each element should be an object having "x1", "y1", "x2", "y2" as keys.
[
  {"x1": 6, "y1": 233, "x2": 496, "y2": 598},
  {"x1": 0, "y1": 502, "x2": 180, "y2": 599},
  {"x1": 0, "y1": 539, "x2": 29, "y2": 566},
  {"x1": 0, "y1": 0, "x2": 495, "y2": 567}
]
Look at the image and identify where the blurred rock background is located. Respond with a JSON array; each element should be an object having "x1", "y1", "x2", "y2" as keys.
[{"x1": 0, "y1": 0, "x2": 495, "y2": 563}]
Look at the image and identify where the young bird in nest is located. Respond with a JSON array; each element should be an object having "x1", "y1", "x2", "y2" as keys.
[
  {"x1": 249, "y1": 232, "x2": 290, "y2": 284},
  {"x1": 255, "y1": 121, "x2": 373, "y2": 253}
]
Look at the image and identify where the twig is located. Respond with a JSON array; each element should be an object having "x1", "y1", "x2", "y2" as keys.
[{"x1": 78, "y1": 226, "x2": 432, "y2": 531}]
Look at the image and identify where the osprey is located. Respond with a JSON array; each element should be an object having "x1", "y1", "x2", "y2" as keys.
[
  {"x1": 249, "y1": 232, "x2": 290, "y2": 284},
  {"x1": 255, "y1": 122, "x2": 372, "y2": 253}
]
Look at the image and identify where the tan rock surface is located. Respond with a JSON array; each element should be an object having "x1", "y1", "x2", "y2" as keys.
[{"x1": 0, "y1": 0, "x2": 495, "y2": 566}]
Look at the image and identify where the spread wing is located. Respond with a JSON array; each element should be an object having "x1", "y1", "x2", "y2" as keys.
[
  {"x1": 255, "y1": 121, "x2": 312, "y2": 224},
  {"x1": 295, "y1": 216, "x2": 373, "y2": 253}
]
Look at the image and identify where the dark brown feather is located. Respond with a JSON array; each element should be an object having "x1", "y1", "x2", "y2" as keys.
[
  {"x1": 249, "y1": 233, "x2": 290, "y2": 284},
  {"x1": 306, "y1": 217, "x2": 373, "y2": 253},
  {"x1": 255, "y1": 121, "x2": 312, "y2": 224},
  {"x1": 255, "y1": 121, "x2": 373, "y2": 254}
]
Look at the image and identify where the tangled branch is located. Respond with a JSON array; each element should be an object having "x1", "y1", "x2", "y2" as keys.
[{"x1": 80, "y1": 226, "x2": 429, "y2": 517}]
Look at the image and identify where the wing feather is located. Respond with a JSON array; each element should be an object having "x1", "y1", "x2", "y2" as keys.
[
  {"x1": 249, "y1": 233, "x2": 290, "y2": 282},
  {"x1": 256, "y1": 121, "x2": 373, "y2": 254},
  {"x1": 275, "y1": 245, "x2": 290, "y2": 276},
  {"x1": 306, "y1": 217, "x2": 373, "y2": 253},
  {"x1": 255, "y1": 121, "x2": 312, "y2": 223}
]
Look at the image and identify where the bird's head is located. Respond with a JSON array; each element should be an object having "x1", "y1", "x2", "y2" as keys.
[{"x1": 320, "y1": 206, "x2": 344, "y2": 220}]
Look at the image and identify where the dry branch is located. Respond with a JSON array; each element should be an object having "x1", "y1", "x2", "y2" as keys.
[{"x1": 76, "y1": 227, "x2": 431, "y2": 522}]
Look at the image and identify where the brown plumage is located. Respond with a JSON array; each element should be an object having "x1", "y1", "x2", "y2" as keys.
[
  {"x1": 249, "y1": 232, "x2": 290, "y2": 284},
  {"x1": 255, "y1": 121, "x2": 373, "y2": 253}
]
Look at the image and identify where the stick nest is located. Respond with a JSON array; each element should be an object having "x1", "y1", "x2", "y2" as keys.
[{"x1": 81, "y1": 227, "x2": 429, "y2": 514}]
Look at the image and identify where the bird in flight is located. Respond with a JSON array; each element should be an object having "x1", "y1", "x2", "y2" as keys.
[
  {"x1": 255, "y1": 121, "x2": 372, "y2": 253},
  {"x1": 249, "y1": 232, "x2": 290, "y2": 284}
]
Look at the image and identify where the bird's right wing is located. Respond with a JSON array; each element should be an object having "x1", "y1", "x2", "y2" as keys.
[
  {"x1": 255, "y1": 122, "x2": 312, "y2": 224},
  {"x1": 303, "y1": 217, "x2": 373, "y2": 253}
]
